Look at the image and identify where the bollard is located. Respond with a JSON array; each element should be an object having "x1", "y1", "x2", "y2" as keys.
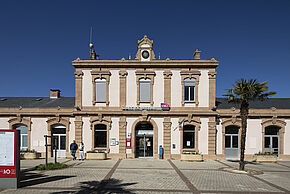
[{"x1": 159, "y1": 145, "x2": 163, "y2": 159}]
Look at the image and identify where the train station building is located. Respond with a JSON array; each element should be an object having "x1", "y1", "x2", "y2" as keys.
[{"x1": 1, "y1": 35, "x2": 290, "y2": 160}]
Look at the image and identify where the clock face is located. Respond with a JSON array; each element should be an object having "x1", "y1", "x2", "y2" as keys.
[{"x1": 142, "y1": 50, "x2": 149, "y2": 59}]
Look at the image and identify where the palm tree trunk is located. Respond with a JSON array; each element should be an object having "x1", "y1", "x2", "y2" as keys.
[{"x1": 239, "y1": 101, "x2": 249, "y2": 170}]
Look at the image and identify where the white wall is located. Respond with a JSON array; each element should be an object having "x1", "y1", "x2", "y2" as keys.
[
  {"x1": 153, "y1": 118, "x2": 163, "y2": 148},
  {"x1": 0, "y1": 118, "x2": 9, "y2": 129},
  {"x1": 284, "y1": 120, "x2": 290, "y2": 155},
  {"x1": 126, "y1": 117, "x2": 138, "y2": 154},
  {"x1": 69, "y1": 118, "x2": 75, "y2": 146},
  {"x1": 30, "y1": 118, "x2": 48, "y2": 152},
  {"x1": 198, "y1": 70, "x2": 209, "y2": 107},
  {"x1": 82, "y1": 70, "x2": 92, "y2": 106},
  {"x1": 171, "y1": 70, "x2": 181, "y2": 107},
  {"x1": 82, "y1": 117, "x2": 92, "y2": 152},
  {"x1": 171, "y1": 118, "x2": 180, "y2": 154},
  {"x1": 216, "y1": 123, "x2": 223, "y2": 155},
  {"x1": 199, "y1": 118, "x2": 209, "y2": 154},
  {"x1": 153, "y1": 71, "x2": 164, "y2": 107},
  {"x1": 126, "y1": 70, "x2": 137, "y2": 107},
  {"x1": 109, "y1": 117, "x2": 119, "y2": 153},
  {"x1": 245, "y1": 119, "x2": 262, "y2": 154},
  {"x1": 109, "y1": 70, "x2": 120, "y2": 107}
]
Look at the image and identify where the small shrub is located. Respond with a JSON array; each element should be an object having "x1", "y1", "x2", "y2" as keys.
[{"x1": 36, "y1": 163, "x2": 68, "y2": 171}]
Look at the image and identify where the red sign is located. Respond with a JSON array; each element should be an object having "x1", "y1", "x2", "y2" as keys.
[
  {"x1": 126, "y1": 138, "x2": 131, "y2": 148},
  {"x1": 161, "y1": 103, "x2": 170, "y2": 110},
  {"x1": 0, "y1": 130, "x2": 17, "y2": 178}
]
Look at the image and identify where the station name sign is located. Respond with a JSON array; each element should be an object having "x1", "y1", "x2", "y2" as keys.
[{"x1": 122, "y1": 103, "x2": 170, "y2": 111}]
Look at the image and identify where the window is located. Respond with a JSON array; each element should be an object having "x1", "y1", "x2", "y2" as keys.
[
  {"x1": 94, "y1": 124, "x2": 107, "y2": 148},
  {"x1": 183, "y1": 125, "x2": 195, "y2": 149},
  {"x1": 139, "y1": 78, "x2": 151, "y2": 102},
  {"x1": 14, "y1": 124, "x2": 28, "y2": 150},
  {"x1": 95, "y1": 78, "x2": 106, "y2": 102},
  {"x1": 184, "y1": 78, "x2": 195, "y2": 101}
]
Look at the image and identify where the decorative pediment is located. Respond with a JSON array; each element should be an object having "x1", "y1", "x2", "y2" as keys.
[{"x1": 135, "y1": 35, "x2": 155, "y2": 60}]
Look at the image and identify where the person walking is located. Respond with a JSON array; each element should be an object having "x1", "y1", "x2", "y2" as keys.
[
  {"x1": 70, "y1": 140, "x2": 78, "y2": 160},
  {"x1": 79, "y1": 142, "x2": 84, "y2": 161}
]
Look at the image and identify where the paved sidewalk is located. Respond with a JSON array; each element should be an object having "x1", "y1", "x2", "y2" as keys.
[{"x1": 1, "y1": 159, "x2": 290, "y2": 193}]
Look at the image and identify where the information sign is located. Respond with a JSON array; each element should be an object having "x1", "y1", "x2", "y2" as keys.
[{"x1": 0, "y1": 130, "x2": 17, "y2": 178}]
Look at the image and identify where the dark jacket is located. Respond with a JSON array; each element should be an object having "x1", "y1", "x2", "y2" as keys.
[{"x1": 70, "y1": 142, "x2": 78, "y2": 151}]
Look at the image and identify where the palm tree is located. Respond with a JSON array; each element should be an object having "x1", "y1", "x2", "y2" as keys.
[{"x1": 223, "y1": 79, "x2": 276, "y2": 170}]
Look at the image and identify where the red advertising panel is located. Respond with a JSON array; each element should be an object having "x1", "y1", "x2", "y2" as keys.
[{"x1": 0, "y1": 130, "x2": 17, "y2": 178}]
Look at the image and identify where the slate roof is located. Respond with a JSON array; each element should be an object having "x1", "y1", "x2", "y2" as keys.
[
  {"x1": 216, "y1": 97, "x2": 290, "y2": 109},
  {"x1": 0, "y1": 97, "x2": 75, "y2": 108}
]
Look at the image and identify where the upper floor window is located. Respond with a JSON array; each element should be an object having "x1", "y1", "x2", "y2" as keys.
[
  {"x1": 139, "y1": 78, "x2": 151, "y2": 102},
  {"x1": 95, "y1": 78, "x2": 106, "y2": 102},
  {"x1": 184, "y1": 78, "x2": 195, "y2": 101}
]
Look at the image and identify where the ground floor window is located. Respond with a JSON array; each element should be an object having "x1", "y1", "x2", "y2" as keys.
[
  {"x1": 94, "y1": 124, "x2": 107, "y2": 148},
  {"x1": 265, "y1": 126, "x2": 280, "y2": 155},
  {"x1": 183, "y1": 125, "x2": 195, "y2": 149},
  {"x1": 14, "y1": 124, "x2": 28, "y2": 150}
]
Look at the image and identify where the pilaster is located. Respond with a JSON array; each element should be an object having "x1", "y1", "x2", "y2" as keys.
[
  {"x1": 208, "y1": 117, "x2": 216, "y2": 157},
  {"x1": 74, "y1": 70, "x2": 83, "y2": 108},
  {"x1": 163, "y1": 117, "x2": 172, "y2": 159},
  {"x1": 119, "y1": 70, "x2": 128, "y2": 107},
  {"x1": 119, "y1": 116, "x2": 127, "y2": 156},
  {"x1": 74, "y1": 116, "x2": 83, "y2": 145},
  {"x1": 163, "y1": 70, "x2": 172, "y2": 106},
  {"x1": 208, "y1": 70, "x2": 217, "y2": 109}
]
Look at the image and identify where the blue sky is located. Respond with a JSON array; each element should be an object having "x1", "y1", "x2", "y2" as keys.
[{"x1": 1, "y1": 0, "x2": 289, "y2": 98}]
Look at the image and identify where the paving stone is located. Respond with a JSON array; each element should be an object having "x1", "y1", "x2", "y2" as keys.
[
  {"x1": 109, "y1": 169, "x2": 188, "y2": 190},
  {"x1": 256, "y1": 171, "x2": 290, "y2": 191},
  {"x1": 182, "y1": 169, "x2": 281, "y2": 192},
  {"x1": 172, "y1": 160, "x2": 225, "y2": 170},
  {"x1": 118, "y1": 158, "x2": 172, "y2": 169}
]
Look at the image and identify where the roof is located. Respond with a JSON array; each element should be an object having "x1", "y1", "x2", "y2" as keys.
[
  {"x1": 216, "y1": 98, "x2": 290, "y2": 109},
  {"x1": 0, "y1": 97, "x2": 75, "y2": 108}
]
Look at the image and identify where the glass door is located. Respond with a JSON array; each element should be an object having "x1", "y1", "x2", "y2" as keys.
[
  {"x1": 265, "y1": 135, "x2": 279, "y2": 156},
  {"x1": 52, "y1": 134, "x2": 66, "y2": 157}
]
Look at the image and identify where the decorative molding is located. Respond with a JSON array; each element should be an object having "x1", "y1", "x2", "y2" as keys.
[
  {"x1": 135, "y1": 69, "x2": 156, "y2": 106},
  {"x1": 91, "y1": 69, "x2": 111, "y2": 106},
  {"x1": 180, "y1": 69, "x2": 201, "y2": 106}
]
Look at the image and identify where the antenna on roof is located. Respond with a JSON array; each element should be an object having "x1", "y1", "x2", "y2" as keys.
[
  {"x1": 158, "y1": 52, "x2": 161, "y2": 59},
  {"x1": 129, "y1": 53, "x2": 131, "y2": 59},
  {"x1": 89, "y1": 27, "x2": 96, "y2": 59}
]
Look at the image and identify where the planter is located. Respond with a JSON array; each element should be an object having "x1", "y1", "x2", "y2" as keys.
[
  {"x1": 86, "y1": 152, "x2": 107, "y2": 160},
  {"x1": 255, "y1": 155, "x2": 277, "y2": 163},
  {"x1": 20, "y1": 152, "x2": 41, "y2": 160},
  {"x1": 181, "y1": 154, "x2": 203, "y2": 162}
]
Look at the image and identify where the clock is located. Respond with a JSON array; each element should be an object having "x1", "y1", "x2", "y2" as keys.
[{"x1": 142, "y1": 50, "x2": 149, "y2": 59}]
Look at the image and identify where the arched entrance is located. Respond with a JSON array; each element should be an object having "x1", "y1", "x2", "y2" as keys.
[
  {"x1": 225, "y1": 125, "x2": 239, "y2": 160},
  {"x1": 265, "y1": 126, "x2": 280, "y2": 156},
  {"x1": 135, "y1": 122, "x2": 153, "y2": 158},
  {"x1": 51, "y1": 124, "x2": 66, "y2": 157}
]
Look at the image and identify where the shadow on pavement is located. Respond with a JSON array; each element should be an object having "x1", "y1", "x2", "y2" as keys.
[
  {"x1": 51, "y1": 178, "x2": 136, "y2": 194},
  {"x1": 19, "y1": 171, "x2": 75, "y2": 188},
  {"x1": 227, "y1": 160, "x2": 261, "y2": 165}
]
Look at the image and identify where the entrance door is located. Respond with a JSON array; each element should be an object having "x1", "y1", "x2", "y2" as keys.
[
  {"x1": 52, "y1": 125, "x2": 66, "y2": 157},
  {"x1": 225, "y1": 126, "x2": 239, "y2": 160},
  {"x1": 135, "y1": 122, "x2": 153, "y2": 158},
  {"x1": 265, "y1": 126, "x2": 280, "y2": 156}
]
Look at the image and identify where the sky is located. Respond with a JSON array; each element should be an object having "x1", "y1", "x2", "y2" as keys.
[{"x1": 0, "y1": 0, "x2": 290, "y2": 98}]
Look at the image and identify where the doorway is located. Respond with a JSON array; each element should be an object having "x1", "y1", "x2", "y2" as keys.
[
  {"x1": 265, "y1": 126, "x2": 280, "y2": 156},
  {"x1": 225, "y1": 125, "x2": 239, "y2": 160},
  {"x1": 135, "y1": 122, "x2": 153, "y2": 158},
  {"x1": 52, "y1": 124, "x2": 66, "y2": 157}
]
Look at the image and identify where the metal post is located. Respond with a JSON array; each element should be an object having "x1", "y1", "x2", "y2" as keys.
[
  {"x1": 45, "y1": 135, "x2": 48, "y2": 167},
  {"x1": 143, "y1": 134, "x2": 146, "y2": 157},
  {"x1": 54, "y1": 137, "x2": 57, "y2": 164}
]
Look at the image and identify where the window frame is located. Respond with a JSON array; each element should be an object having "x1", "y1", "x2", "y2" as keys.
[
  {"x1": 136, "y1": 70, "x2": 155, "y2": 105},
  {"x1": 94, "y1": 124, "x2": 107, "y2": 148},
  {"x1": 184, "y1": 78, "x2": 195, "y2": 102},
  {"x1": 180, "y1": 70, "x2": 200, "y2": 106},
  {"x1": 91, "y1": 70, "x2": 111, "y2": 106}
]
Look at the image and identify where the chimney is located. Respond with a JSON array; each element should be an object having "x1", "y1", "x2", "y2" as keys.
[
  {"x1": 193, "y1": 48, "x2": 201, "y2": 59},
  {"x1": 50, "y1": 89, "x2": 61, "y2": 99}
]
